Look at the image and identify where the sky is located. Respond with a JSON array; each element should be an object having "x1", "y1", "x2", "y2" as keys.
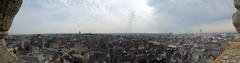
[{"x1": 9, "y1": 0, "x2": 236, "y2": 34}]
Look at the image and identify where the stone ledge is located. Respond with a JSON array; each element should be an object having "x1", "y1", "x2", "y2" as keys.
[
  {"x1": 0, "y1": 39, "x2": 24, "y2": 63},
  {"x1": 213, "y1": 42, "x2": 240, "y2": 63}
]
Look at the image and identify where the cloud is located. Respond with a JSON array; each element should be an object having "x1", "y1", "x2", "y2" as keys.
[
  {"x1": 147, "y1": 0, "x2": 236, "y2": 33},
  {"x1": 9, "y1": 0, "x2": 156, "y2": 34},
  {"x1": 8, "y1": 0, "x2": 236, "y2": 34}
]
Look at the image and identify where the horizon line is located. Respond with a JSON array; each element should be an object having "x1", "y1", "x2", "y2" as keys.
[{"x1": 8, "y1": 31, "x2": 237, "y2": 35}]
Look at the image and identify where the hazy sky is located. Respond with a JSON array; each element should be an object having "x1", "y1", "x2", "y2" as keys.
[{"x1": 9, "y1": 0, "x2": 236, "y2": 34}]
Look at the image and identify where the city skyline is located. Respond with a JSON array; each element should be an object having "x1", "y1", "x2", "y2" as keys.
[{"x1": 9, "y1": 0, "x2": 236, "y2": 34}]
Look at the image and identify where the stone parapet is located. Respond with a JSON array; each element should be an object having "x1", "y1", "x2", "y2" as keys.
[{"x1": 213, "y1": 42, "x2": 240, "y2": 63}]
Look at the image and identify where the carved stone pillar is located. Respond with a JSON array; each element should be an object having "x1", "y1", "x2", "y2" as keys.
[
  {"x1": 233, "y1": 0, "x2": 240, "y2": 33},
  {"x1": 0, "y1": 0, "x2": 22, "y2": 39},
  {"x1": 0, "y1": 0, "x2": 23, "y2": 63}
]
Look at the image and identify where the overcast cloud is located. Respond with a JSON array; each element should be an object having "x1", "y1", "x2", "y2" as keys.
[{"x1": 9, "y1": 0, "x2": 236, "y2": 34}]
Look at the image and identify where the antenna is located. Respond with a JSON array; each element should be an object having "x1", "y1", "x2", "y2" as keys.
[
  {"x1": 78, "y1": 31, "x2": 81, "y2": 34},
  {"x1": 200, "y1": 29, "x2": 203, "y2": 34}
]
